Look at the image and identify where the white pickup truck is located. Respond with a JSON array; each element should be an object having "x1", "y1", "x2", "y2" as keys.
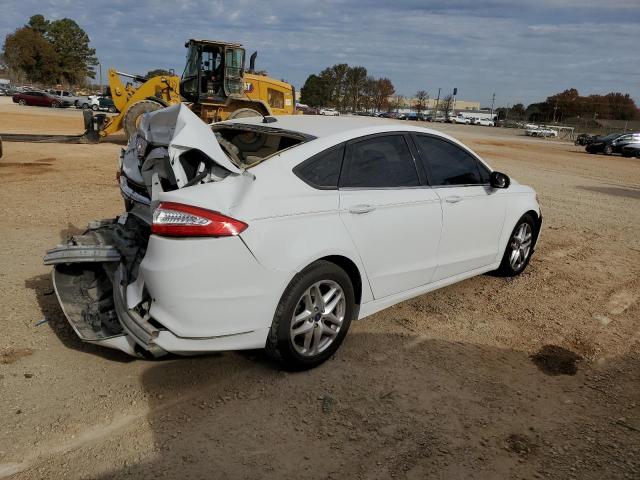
[{"x1": 47, "y1": 89, "x2": 91, "y2": 109}]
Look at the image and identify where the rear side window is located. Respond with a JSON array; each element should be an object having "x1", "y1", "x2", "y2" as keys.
[
  {"x1": 413, "y1": 135, "x2": 485, "y2": 186},
  {"x1": 294, "y1": 144, "x2": 344, "y2": 189},
  {"x1": 341, "y1": 135, "x2": 419, "y2": 188}
]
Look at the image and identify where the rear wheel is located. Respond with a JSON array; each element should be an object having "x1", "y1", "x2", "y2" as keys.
[
  {"x1": 123, "y1": 100, "x2": 164, "y2": 140},
  {"x1": 496, "y1": 214, "x2": 536, "y2": 276},
  {"x1": 603, "y1": 145, "x2": 613, "y2": 155},
  {"x1": 18, "y1": 99, "x2": 26, "y2": 106},
  {"x1": 266, "y1": 261, "x2": 355, "y2": 370}
]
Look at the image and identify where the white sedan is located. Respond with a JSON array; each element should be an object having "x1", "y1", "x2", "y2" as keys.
[
  {"x1": 45, "y1": 105, "x2": 542, "y2": 370},
  {"x1": 319, "y1": 107, "x2": 339, "y2": 116}
]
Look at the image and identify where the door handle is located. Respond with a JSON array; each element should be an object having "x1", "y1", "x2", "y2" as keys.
[
  {"x1": 349, "y1": 204, "x2": 376, "y2": 214},
  {"x1": 445, "y1": 195, "x2": 463, "y2": 204}
]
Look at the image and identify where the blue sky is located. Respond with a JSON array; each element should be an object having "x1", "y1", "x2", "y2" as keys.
[{"x1": 1, "y1": 0, "x2": 639, "y2": 107}]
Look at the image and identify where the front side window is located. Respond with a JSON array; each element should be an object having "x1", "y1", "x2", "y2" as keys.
[
  {"x1": 341, "y1": 135, "x2": 419, "y2": 188},
  {"x1": 294, "y1": 145, "x2": 344, "y2": 189},
  {"x1": 268, "y1": 88, "x2": 284, "y2": 109},
  {"x1": 413, "y1": 135, "x2": 486, "y2": 186}
]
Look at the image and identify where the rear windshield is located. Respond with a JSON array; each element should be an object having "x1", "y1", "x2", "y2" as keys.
[{"x1": 212, "y1": 123, "x2": 313, "y2": 169}]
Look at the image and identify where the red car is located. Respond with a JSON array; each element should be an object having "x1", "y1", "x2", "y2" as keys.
[{"x1": 12, "y1": 91, "x2": 72, "y2": 108}]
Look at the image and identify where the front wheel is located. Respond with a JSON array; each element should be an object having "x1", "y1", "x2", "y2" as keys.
[
  {"x1": 496, "y1": 214, "x2": 536, "y2": 276},
  {"x1": 18, "y1": 99, "x2": 26, "y2": 106},
  {"x1": 266, "y1": 261, "x2": 355, "y2": 370},
  {"x1": 603, "y1": 145, "x2": 613, "y2": 155},
  {"x1": 91, "y1": 104, "x2": 99, "y2": 111},
  {"x1": 51, "y1": 101, "x2": 59, "y2": 108}
]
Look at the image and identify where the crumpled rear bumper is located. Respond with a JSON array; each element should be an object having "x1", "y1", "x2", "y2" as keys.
[{"x1": 44, "y1": 216, "x2": 278, "y2": 358}]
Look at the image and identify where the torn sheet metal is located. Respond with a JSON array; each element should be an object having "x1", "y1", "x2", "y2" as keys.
[{"x1": 138, "y1": 104, "x2": 241, "y2": 175}]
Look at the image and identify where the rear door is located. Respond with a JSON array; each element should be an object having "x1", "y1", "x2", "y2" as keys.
[
  {"x1": 412, "y1": 134, "x2": 507, "y2": 281},
  {"x1": 339, "y1": 133, "x2": 442, "y2": 299}
]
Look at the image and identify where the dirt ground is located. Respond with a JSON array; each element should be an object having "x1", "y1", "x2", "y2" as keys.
[{"x1": 1, "y1": 97, "x2": 639, "y2": 479}]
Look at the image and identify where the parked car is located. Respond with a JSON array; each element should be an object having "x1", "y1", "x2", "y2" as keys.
[
  {"x1": 45, "y1": 105, "x2": 541, "y2": 369},
  {"x1": 378, "y1": 112, "x2": 400, "y2": 119},
  {"x1": 474, "y1": 118, "x2": 494, "y2": 127},
  {"x1": 89, "y1": 95, "x2": 117, "y2": 113},
  {"x1": 12, "y1": 90, "x2": 72, "y2": 108},
  {"x1": 525, "y1": 127, "x2": 558, "y2": 138},
  {"x1": 47, "y1": 89, "x2": 90, "y2": 108},
  {"x1": 450, "y1": 115, "x2": 471, "y2": 124},
  {"x1": 319, "y1": 107, "x2": 339, "y2": 116},
  {"x1": 402, "y1": 112, "x2": 427, "y2": 121},
  {"x1": 620, "y1": 143, "x2": 640, "y2": 158},
  {"x1": 585, "y1": 132, "x2": 640, "y2": 155}
]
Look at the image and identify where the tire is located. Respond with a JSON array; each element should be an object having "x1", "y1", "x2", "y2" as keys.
[
  {"x1": 91, "y1": 104, "x2": 99, "y2": 111},
  {"x1": 18, "y1": 99, "x2": 26, "y2": 106},
  {"x1": 51, "y1": 101, "x2": 59, "y2": 108},
  {"x1": 603, "y1": 145, "x2": 612, "y2": 155},
  {"x1": 82, "y1": 103, "x2": 89, "y2": 109},
  {"x1": 123, "y1": 100, "x2": 164, "y2": 140},
  {"x1": 74, "y1": 100, "x2": 79, "y2": 108},
  {"x1": 107, "y1": 105, "x2": 117, "y2": 113},
  {"x1": 265, "y1": 260, "x2": 355, "y2": 370},
  {"x1": 495, "y1": 213, "x2": 536, "y2": 277},
  {"x1": 227, "y1": 107, "x2": 262, "y2": 119}
]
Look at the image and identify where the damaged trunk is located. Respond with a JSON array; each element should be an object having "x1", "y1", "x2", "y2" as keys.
[{"x1": 44, "y1": 103, "x2": 309, "y2": 357}]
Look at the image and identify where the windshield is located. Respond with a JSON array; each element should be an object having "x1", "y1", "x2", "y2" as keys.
[
  {"x1": 181, "y1": 44, "x2": 199, "y2": 100},
  {"x1": 600, "y1": 133, "x2": 621, "y2": 141},
  {"x1": 224, "y1": 47, "x2": 244, "y2": 96}
]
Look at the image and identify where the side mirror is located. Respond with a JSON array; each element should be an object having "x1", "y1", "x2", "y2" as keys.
[{"x1": 490, "y1": 171, "x2": 510, "y2": 189}]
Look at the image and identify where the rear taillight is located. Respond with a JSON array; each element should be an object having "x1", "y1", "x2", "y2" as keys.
[{"x1": 152, "y1": 202, "x2": 248, "y2": 237}]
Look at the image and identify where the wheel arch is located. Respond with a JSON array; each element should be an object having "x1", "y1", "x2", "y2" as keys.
[
  {"x1": 524, "y1": 209, "x2": 542, "y2": 248},
  {"x1": 318, "y1": 255, "x2": 363, "y2": 305}
]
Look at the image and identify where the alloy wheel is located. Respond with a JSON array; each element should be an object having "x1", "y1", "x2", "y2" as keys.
[
  {"x1": 289, "y1": 280, "x2": 345, "y2": 357},
  {"x1": 509, "y1": 222, "x2": 533, "y2": 271}
]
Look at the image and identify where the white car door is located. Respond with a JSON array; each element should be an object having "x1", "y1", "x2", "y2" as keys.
[
  {"x1": 412, "y1": 134, "x2": 507, "y2": 281},
  {"x1": 339, "y1": 134, "x2": 443, "y2": 299}
]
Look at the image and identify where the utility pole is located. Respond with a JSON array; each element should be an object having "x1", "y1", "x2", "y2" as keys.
[
  {"x1": 99, "y1": 63, "x2": 102, "y2": 94},
  {"x1": 490, "y1": 93, "x2": 495, "y2": 117},
  {"x1": 434, "y1": 87, "x2": 441, "y2": 118},
  {"x1": 452, "y1": 87, "x2": 457, "y2": 117}
]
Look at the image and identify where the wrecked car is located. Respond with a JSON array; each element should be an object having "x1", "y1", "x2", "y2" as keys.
[{"x1": 45, "y1": 105, "x2": 541, "y2": 369}]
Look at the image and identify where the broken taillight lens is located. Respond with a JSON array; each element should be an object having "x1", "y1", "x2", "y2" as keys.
[{"x1": 152, "y1": 202, "x2": 248, "y2": 237}]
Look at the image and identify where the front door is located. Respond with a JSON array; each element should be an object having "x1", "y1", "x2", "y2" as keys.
[
  {"x1": 339, "y1": 134, "x2": 443, "y2": 299},
  {"x1": 412, "y1": 134, "x2": 507, "y2": 281}
]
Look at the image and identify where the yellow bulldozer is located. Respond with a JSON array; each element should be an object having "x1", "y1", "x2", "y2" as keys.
[{"x1": 90, "y1": 39, "x2": 296, "y2": 140}]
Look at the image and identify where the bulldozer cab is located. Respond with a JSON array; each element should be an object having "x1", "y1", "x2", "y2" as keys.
[{"x1": 181, "y1": 39, "x2": 245, "y2": 104}]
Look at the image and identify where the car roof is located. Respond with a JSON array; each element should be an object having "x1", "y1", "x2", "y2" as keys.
[{"x1": 223, "y1": 114, "x2": 448, "y2": 140}]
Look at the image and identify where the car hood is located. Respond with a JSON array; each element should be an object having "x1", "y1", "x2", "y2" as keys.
[{"x1": 138, "y1": 103, "x2": 241, "y2": 175}]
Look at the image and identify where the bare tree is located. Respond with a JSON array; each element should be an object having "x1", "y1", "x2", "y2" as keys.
[
  {"x1": 391, "y1": 95, "x2": 405, "y2": 113},
  {"x1": 414, "y1": 90, "x2": 429, "y2": 114},
  {"x1": 440, "y1": 94, "x2": 454, "y2": 119}
]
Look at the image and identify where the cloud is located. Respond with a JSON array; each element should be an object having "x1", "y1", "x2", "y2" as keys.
[{"x1": 1, "y1": 0, "x2": 638, "y2": 106}]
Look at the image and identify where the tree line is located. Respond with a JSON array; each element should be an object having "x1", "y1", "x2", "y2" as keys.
[
  {"x1": 497, "y1": 88, "x2": 640, "y2": 122},
  {"x1": 300, "y1": 64, "x2": 397, "y2": 112},
  {"x1": 2, "y1": 14, "x2": 97, "y2": 87}
]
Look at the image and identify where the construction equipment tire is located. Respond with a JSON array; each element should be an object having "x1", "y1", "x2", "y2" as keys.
[
  {"x1": 227, "y1": 108, "x2": 262, "y2": 119},
  {"x1": 123, "y1": 100, "x2": 165, "y2": 140}
]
